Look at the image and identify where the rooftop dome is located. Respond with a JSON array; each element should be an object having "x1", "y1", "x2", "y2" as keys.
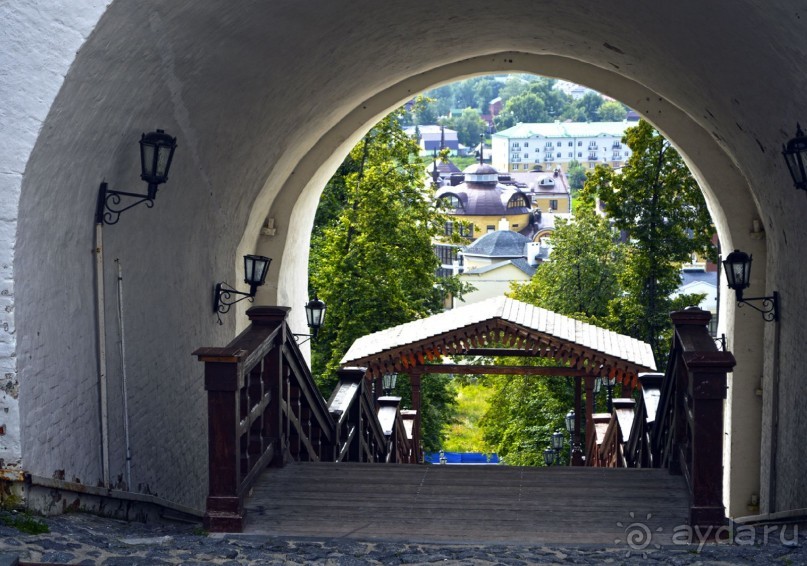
[
  {"x1": 463, "y1": 163, "x2": 499, "y2": 184},
  {"x1": 463, "y1": 229, "x2": 531, "y2": 258}
]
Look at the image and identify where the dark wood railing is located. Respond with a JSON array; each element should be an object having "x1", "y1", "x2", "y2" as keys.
[
  {"x1": 328, "y1": 367, "x2": 388, "y2": 463},
  {"x1": 627, "y1": 307, "x2": 735, "y2": 527},
  {"x1": 625, "y1": 373, "x2": 664, "y2": 468},
  {"x1": 194, "y1": 307, "x2": 413, "y2": 532},
  {"x1": 377, "y1": 397, "x2": 415, "y2": 463}
]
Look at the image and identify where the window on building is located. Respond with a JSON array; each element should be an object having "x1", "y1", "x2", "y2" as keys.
[
  {"x1": 487, "y1": 225, "x2": 495, "y2": 233},
  {"x1": 577, "y1": 141, "x2": 582, "y2": 146},
  {"x1": 556, "y1": 141, "x2": 561, "y2": 147},
  {"x1": 549, "y1": 199, "x2": 558, "y2": 210},
  {"x1": 507, "y1": 195, "x2": 528, "y2": 208},
  {"x1": 556, "y1": 152, "x2": 561, "y2": 158},
  {"x1": 578, "y1": 152, "x2": 582, "y2": 157},
  {"x1": 459, "y1": 223, "x2": 474, "y2": 238},
  {"x1": 524, "y1": 153, "x2": 528, "y2": 158},
  {"x1": 545, "y1": 141, "x2": 553, "y2": 148},
  {"x1": 524, "y1": 142, "x2": 529, "y2": 147},
  {"x1": 512, "y1": 224, "x2": 519, "y2": 229},
  {"x1": 568, "y1": 141, "x2": 573, "y2": 146},
  {"x1": 568, "y1": 152, "x2": 573, "y2": 158},
  {"x1": 445, "y1": 221, "x2": 454, "y2": 236},
  {"x1": 440, "y1": 194, "x2": 463, "y2": 210}
]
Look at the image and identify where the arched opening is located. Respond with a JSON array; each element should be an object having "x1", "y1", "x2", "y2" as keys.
[{"x1": 8, "y1": 3, "x2": 786, "y2": 521}]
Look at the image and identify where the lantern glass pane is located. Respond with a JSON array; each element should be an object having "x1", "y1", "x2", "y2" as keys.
[
  {"x1": 243, "y1": 255, "x2": 270, "y2": 286},
  {"x1": 552, "y1": 431, "x2": 564, "y2": 450},
  {"x1": 543, "y1": 448, "x2": 555, "y2": 466},
  {"x1": 141, "y1": 144, "x2": 155, "y2": 180},
  {"x1": 565, "y1": 411, "x2": 575, "y2": 433},
  {"x1": 155, "y1": 144, "x2": 172, "y2": 178}
]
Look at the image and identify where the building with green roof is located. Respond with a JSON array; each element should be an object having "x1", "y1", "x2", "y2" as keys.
[{"x1": 492, "y1": 120, "x2": 634, "y2": 173}]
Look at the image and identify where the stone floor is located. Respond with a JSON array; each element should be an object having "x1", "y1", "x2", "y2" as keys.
[{"x1": 0, "y1": 512, "x2": 805, "y2": 565}]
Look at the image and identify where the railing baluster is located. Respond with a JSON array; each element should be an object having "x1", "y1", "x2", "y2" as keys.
[{"x1": 624, "y1": 308, "x2": 735, "y2": 529}]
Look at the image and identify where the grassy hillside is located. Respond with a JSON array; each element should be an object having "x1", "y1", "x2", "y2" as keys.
[{"x1": 442, "y1": 381, "x2": 495, "y2": 453}]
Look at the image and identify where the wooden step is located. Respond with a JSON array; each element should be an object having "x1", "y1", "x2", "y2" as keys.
[{"x1": 242, "y1": 462, "x2": 691, "y2": 544}]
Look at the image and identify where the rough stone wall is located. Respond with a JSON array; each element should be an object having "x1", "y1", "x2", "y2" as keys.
[
  {"x1": 3, "y1": 0, "x2": 807, "y2": 518},
  {"x1": 0, "y1": 0, "x2": 111, "y2": 470}
]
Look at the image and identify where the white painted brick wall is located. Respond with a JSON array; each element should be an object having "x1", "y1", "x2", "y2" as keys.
[
  {"x1": 3, "y1": 0, "x2": 807, "y2": 519},
  {"x1": 0, "y1": 1, "x2": 110, "y2": 469}
]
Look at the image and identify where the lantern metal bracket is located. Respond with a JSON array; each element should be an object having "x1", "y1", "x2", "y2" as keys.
[
  {"x1": 292, "y1": 332, "x2": 315, "y2": 345},
  {"x1": 95, "y1": 182, "x2": 158, "y2": 225},
  {"x1": 213, "y1": 282, "x2": 256, "y2": 324},
  {"x1": 736, "y1": 291, "x2": 778, "y2": 322}
]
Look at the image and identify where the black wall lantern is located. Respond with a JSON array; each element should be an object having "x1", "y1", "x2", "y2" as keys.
[
  {"x1": 214, "y1": 254, "x2": 271, "y2": 322},
  {"x1": 96, "y1": 129, "x2": 178, "y2": 225},
  {"x1": 722, "y1": 249, "x2": 778, "y2": 322},
  {"x1": 782, "y1": 124, "x2": 807, "y2": 191},
  {"x1": 293, "y1": 296, "x2": 327, "y2": 344}
]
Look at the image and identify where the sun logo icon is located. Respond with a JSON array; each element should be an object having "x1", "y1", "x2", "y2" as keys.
[{"x1": 615, "y1": 512, "x2": 664, "y2": 558}]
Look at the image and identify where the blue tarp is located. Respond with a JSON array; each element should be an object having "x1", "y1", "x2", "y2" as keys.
[{"x1": 424, "y1": 452, "x2": 500, "y2": 464}]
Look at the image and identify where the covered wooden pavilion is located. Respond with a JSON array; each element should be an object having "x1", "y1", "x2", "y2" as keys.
[{"x1": 341, "y1": 296, "x2": 656, "y2": 463}]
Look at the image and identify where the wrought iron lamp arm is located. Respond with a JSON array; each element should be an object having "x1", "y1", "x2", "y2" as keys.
[
  {"x1": 736, "y1": 291, "x2": 778, "y2": 322},
  {"x1": 96, "y1": 182, "x2": 158, "y2": 225},
  {"x1": 213, "y1": 282, "x2": 256, "y2": 316}
]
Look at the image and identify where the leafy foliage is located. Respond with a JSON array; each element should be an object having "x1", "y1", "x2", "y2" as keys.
[
  {"x1": 483, "y1": 120, "x2": 715, "y2": 464},
  {"x1": 583, "y1": 120, "x2": 715, "y2": 363},
  {"x1": 480, "y1": 367, "x2": 574, "y2": 466},
  {"x1": 309, "y1": 110, "x2": 465, "y2": 451},
  {"x1": 440, "y1": 108, "x2": 487, "y2": 147},
  {"x1": 566, "y1": 159, "x2": 587, "y2": 193},
  {"x1": 442, "y1": 381, "x2": 495, "y2": 453},
  {"x1": 509, "y1": 198, "x2": 622, "y2": 324}
]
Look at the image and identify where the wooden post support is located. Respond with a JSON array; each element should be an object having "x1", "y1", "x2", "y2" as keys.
[
  {"x1": 585, "y1": 375, "x2": 595, "y2": 452},
  {"x1": 670, "y1": 308, "x2": 735, "y2": 527},
  {"x1": 572, "y1": 376, "x2": 584, "y2": 466},
  {"x1": 409, "y1": 370, "x2": 423, "y2": 463}
]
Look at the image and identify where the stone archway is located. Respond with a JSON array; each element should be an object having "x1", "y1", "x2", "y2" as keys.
[{"x1": 3, "y1": 2, "x2": 800, "y2": 518}]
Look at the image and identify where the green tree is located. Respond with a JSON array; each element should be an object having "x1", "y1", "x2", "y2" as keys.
[
  {"x1": 584, "y1": 120, "x2": 715, "y2": 363},
  {"x1": 509, "y1": 199, "x2": 622, "y2": 324},
  {"x1": 566, "y1": 159, "x2": 587, "y2": 193},
  {"x1": 471, "y1": 76, "x2": 500, "y2": 111},
  {"x1": 505, "y1": 92, "x2": 548, "y2": 123},
  {"x1": 309, "y1": 110, "x2": 468, "y2": 451},
  {"x1": 442, "y1": 108, "x2": 487, "y2": 146},
  {"x1": 563, "y1": 91, "x2": 603, "y2": 122},
  {"x1": 392, "y1": 373, "x2": 458, "y2": 453},
  {"x1": 479, "y1": 368, "x2": 573, "y2": 466},
  {"x1": 598, "y1": 100, "x2": 628, "y2": 121}
]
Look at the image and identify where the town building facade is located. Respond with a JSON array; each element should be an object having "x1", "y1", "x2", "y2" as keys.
[{"x1": 491, "y1": 121, "x2": 634, "y2": 172}]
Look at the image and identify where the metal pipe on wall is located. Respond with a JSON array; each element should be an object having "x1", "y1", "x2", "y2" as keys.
[
  {"x1": 94, "y1": 221, "x2": 110, "y2": 488},
  {"x1": 115, "y1": 259, "x2": 132, "y2": 490}
]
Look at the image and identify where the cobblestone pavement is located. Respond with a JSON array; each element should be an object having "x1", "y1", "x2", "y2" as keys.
[{"x1": 0, "y1": 513, "x2": 805, "y2": 565}]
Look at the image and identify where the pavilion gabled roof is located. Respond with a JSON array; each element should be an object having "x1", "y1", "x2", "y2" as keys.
[{"x1": 340, "y1": 296, "x2": 656, "y2": 387}]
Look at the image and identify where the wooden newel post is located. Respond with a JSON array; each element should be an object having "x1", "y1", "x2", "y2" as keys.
[
  {"x1": 194, "y1": 346, "x2": 247, "y2": 532},
  {"x1": 670, "y1": 308, "x2": 736, "y2": 528},
  {"x1": 194, "y1": 306, "x2": 291, "y2": 533}
]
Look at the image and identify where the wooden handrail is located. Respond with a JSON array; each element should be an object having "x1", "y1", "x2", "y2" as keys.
[
  {"x1": 194, "y1": 306, "x2": 337, "y2": 532},
  {"x1": 626, "y1": 307, "x2": 735, "y2": 528},
  {"x1": 195, "y1": 309, "x2": 423, "y2": 533},
  {"x1": 328, "y1": 367, "x2": 390, "y2": 463}
]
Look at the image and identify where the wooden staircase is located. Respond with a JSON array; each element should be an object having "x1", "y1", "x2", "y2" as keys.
[{"x1": 243, "y1": 462, "x2": 690, "y2": 544}]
